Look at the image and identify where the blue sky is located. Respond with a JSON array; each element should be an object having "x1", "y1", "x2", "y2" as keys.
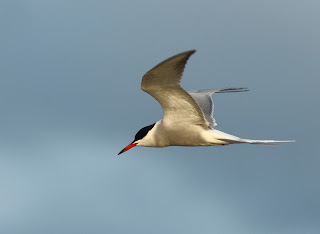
[{"x1": 1, "y1": 0, "x2": 320, "y2": 233}]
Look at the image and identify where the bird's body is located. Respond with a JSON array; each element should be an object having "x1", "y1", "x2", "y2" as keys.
[
  {"x1": 138, "y1": 120, "x2": 241, "y2": 147},
  {"x1": 118, "y1": 50, "x2": 294, "y2": 155}
]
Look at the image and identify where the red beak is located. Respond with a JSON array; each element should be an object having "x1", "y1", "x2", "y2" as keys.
[{"x1": 118, "y1": 143, "x2": 138, "y2": 155}]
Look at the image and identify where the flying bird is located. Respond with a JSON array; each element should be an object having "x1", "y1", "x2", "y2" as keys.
[{"x1": 118, "y1": 50, "x2": 294, "y2": 155}]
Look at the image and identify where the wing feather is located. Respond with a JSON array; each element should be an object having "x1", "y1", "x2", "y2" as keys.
[
  {"x1": 141, "y1": 50, "x2": 209, "y2": 128},
  {"x1": 189, "y1": 88, "x2": 249, "y2": 128}
]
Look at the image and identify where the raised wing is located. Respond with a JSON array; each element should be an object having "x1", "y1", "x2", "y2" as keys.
[
  {"x1": 141, "y1": 50, "x2": 209, "y2": 128},
  {"x1": 189, "y1": 88, "x2": 249, "y2": 128}
]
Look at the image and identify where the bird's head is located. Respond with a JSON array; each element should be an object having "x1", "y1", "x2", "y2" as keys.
[{"x1": 118, "y1": 123, "x2": 156, "y2": 155}]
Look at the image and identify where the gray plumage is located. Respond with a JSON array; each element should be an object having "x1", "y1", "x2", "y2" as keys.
[{"x1": 188, "y1": 88, "x2": 249, "y2": 128}]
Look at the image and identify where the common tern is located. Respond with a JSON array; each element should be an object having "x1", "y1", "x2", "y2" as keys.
[{"x1": 118, "y1": 50, "x2": 294, "y2": 155}]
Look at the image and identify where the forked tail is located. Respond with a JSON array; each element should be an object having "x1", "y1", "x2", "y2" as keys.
[
  {"x1": 218, "y1": 138, "x2": 295, "y2": 145},
  {"x1": 242, "y1": 139, "x2": 295, "y2": 145},
  {"x1": 213, "y1": 129, "x2": 294, "y2": 145}
]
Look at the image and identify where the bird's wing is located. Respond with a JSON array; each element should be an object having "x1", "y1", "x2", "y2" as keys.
[
  {"x1": 188, "y1": 88, "x2": 249, "y2": 128},
  {"x1": 141, "y1": 50, "x2": 209, "y2": 128}
]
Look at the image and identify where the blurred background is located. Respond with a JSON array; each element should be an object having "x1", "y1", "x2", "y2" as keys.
[{"x1": 1, "y1": 0, "x2": 319, "y2": 233}]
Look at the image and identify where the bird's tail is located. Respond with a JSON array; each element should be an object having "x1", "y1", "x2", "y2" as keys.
[
  {"x1": 242, "y1": 139, "x2": 295, "y2": 145},
  {"x1": 218, "y1": 138, "x2": 295, "y2": 145}
]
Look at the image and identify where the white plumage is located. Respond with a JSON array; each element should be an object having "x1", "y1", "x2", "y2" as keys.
[{"x1": 118, "y1": 50, "x2": 294, "y2": 155}]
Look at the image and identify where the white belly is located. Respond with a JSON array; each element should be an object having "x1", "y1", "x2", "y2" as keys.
[{"x1": 152, "y1": 121, "x2": 239, "y2": 147}]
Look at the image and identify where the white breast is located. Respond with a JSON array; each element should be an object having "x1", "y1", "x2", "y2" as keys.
[{"x1": 140, "y1": 120, "x2": 231, "y2": 147}]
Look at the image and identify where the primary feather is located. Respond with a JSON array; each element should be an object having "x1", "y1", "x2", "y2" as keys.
[
  {"x1": 141, "y1": 50, "x2": 209, "y2": 128},
  {"x1": 189, "y1": 88, "x2": 249, "y2": 128}
]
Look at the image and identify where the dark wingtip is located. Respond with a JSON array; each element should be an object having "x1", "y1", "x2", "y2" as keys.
[
  {"x1": 187, "y1": 49, "x2": 196, "y2": 55},
  {"x1": 216, "y1": 87, "x2": 250, "y2": 93},
  {"x1": 172, "y1": 50, "x2": 196, "y2": 58}
]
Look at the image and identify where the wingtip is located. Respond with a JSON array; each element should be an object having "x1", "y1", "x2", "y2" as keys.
[
  {"x1": 215, "y1": 87, "x2": 250, "y2": 93},
  {"x1": 189, "y1": 49, "x2": 197, "y2": 55},
  {"x1": 177, "y1": 50, "x2": 196, "y2": 56}
]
